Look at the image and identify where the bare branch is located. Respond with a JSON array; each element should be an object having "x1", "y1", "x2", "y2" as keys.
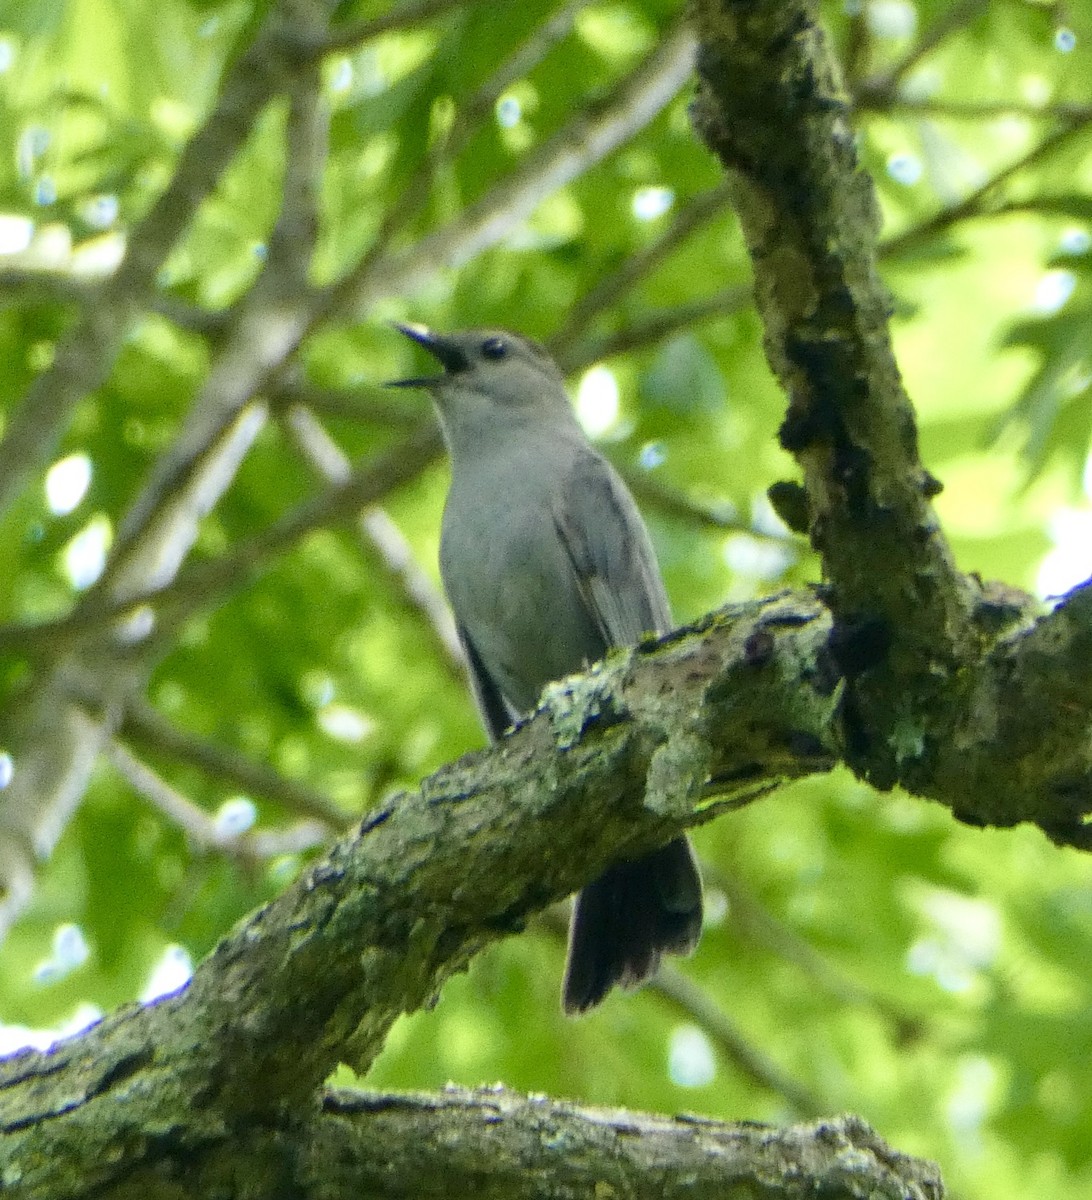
[
  {"x1": 103, "y1": 60, "x2": 328, "y2": 584},
  {"x1": 119, "y1": 698, "x2": 345, "y2": 828},
  {"x1": 108, "y1": 740, "x2": 327, "y2": 863},
  {"x1": 318, "y1": 0, "x2": 476, "y2": 55},
  {"x1": 880, "y1": 118, "x2": 1092, "y2": 260},
  {"x1": 0, "y1": 33, "x2": 332, "y2": 942},
  {"x1": 550, "y1": 180, "x2": 737, "y2": 348},
  {"x1": 858, "y1": 0, "x2": 989, "y2": 101},
  {"x1": 329, "y1": 20, "x2": 697, "y2": 316},
  {"x1": 350, "y1": 0, "x2": 592, "y2": 284},
  {"x1": 0, "y1": 420, "x2": 446, "y2": 662},
  {"x1": 282, "y1": 404, "x2": 465, "y2": 672},
  {"x1": 0, "y1": 0, "x2": 338, "y2": 519}
]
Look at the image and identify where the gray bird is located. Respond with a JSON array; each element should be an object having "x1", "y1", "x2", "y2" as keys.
[{"x1": 391, "y1": 324, "x2": 702, "y2": 1013}]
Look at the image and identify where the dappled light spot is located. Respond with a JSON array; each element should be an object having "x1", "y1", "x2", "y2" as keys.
[
  {"x1": 495, "y1": 94, "x2": 521, "y2": 128},
  {"x1": 668, "y1": 1024, "x2": 716, "y2": 1087},
  {"x1": 0, "y1": 213, "x2": 32, "y2": 254},
  {"x1": 34, "y1": 923, "x2": 90, "y2": 984},
  {"x1": 907, "y1": 888, "x2": 1000, "y2": 993},
  {"x1": 213, "y1": 797, "x2": 257, "y2": 838},
  {"x1": 81, "y1": 194, "x2": 119, "y2": 229},
  {"x1": 1060, "y1": 227, "x2": 1090, "y2": 255},
  {"x1": 16, "y1": 126, "x2": 48, "y2": 178},
  {"x1": 61, "y1": 514, "x2": 112, "y2": 589},
  {"x1": 945, "y1": 1055, "x2": 998, "y2": 1152},
  {"x1": 327, "y1": 56, "x2": 352, "y2": 95},
  {"x1": 866, "y1": 0, "x2": 917, "y2": 40},
  {"x1": 33, "y1": 176, "x2": 56, "y2": 207},
  {"x1": 45, "y1": 453, "x2": 92, "y2": 515},
  {"x1": 723, "y1": 533, "x2": 795, "y2": 582},
  {"x1": 141, "y1": 945, "x2": 194, "y2": 1003},
  {"x1": 318, "y1": 703, "x2": 376, "y2": 744},
  {"x1": 576, "y1": 365, "x2": 619, "y2": 438},
  {"x1": 0, "y1": 1003, "x2": 102, "y2": 1055},
  {"x1": 632, "y1": 185, "x2": 674, "y2": 220},
  {"x1": 1032, "y1": 270, "x2": 1075, "y2": 315},
  {"x1": 1036, "y1": 506, "x2": 1092, "y2": 599},
  {"x1": 887, "y1": 153, "x2": 922, "y2": 186},
  {"x1": 702, "y1": 887, "x2": 729, "y2": 929}
]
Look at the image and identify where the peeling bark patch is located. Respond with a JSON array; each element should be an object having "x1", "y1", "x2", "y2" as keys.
[
  {"x1": 744, "y1": 628, "x2": 775, "y2": 666},
  {"x1": 828, "y1": 617, "x2": 892, "y2": 678},
  {"x1": 93, "y1": 1047, "x2": 155, "y2": 1097},
  {"x1": 786, "y1": 730, "x2": 830, "y2": 762},
  {"x1": 921, "y1": 470, "x2": 943, "y2": 499},
  {"x1": 359, "y1": 806, "x2": 393, "y2": 836},
  {"x1": 810, "y1": 643, "x2": 841, "y2": 698},
  {"x1": 767, "y1": 479, "x2": 810, "y2": 533}
]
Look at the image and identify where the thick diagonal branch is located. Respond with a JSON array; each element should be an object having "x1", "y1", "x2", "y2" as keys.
[{"x1": 0, "y1": 592, "x2": 836, "y2": 1194}]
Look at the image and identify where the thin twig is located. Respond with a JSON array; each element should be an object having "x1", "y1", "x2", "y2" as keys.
[
  {"x1": 705, "y1": 867, "x2": 922, "y2": 1039},
  {"x1": 550, "y1": 180, "x2": 736, "y2": 349},
  {"x1": 318, "y1": 0, "x2": 474, "y2": 55},
  {"x1": 108, "y1": 740, "x2": 328, "y2": 863},
  {"x1": 538, "y1": 905, "x2": 823, "y2": 1116},
  {"x1": 120, "y1": 698, "x2": 345, "y2": 828},
  {"x1": 879, "y1": 118, "x2": 1092, "y2": 259},
  {"x1": 859, "y1": 0, "x2": 989, "y2": 100},
  {"x1": 282, "y1": 404, "x2": 465, "y2": 672},
  {"x1": 650, "y1": 965, "x2": 825, "y2": 1116},
  {"x1": 269, "y1": 375, "x2": 425, "y2": 427},
  {"x1": 562, "y1": 285, "x2": 752, "y2": 371},
  {"x1": 0, "y1": 0, "x2": 331, "y2": 520},
  {"x1": 621, "y1": 470, "x2": 760, "y2": 537},
  {"x1": 858, "y1": 97, "x2": 1092, "y2": 123}
]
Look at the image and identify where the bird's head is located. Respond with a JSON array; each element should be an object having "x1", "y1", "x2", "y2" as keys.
[{"x1": 389, "y1": 325, "x2": 569, "y2": 420}]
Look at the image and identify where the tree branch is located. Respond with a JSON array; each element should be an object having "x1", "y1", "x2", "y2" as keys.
[
  {"x1": 0, "y1": 45, "x2": 329, "y2": 941},
  {"x1": 299, "y1": 1088, "x2": 942, "y2": 1200},
  {"x1": 690, "y1": 0, "x2": 981, "y2": 791},
  {"x1": 0, "y1": 0, "x2": 338, "y2": 519},
  {"x1": 281, "y1": 404, "x2": 465, "y2": 674},
  {"x1": 3, "y1": 575, "x2": 1088, "y2": 1180},
  {"x1": 0, "y1": 592, "x2": 838, "y2": 1191},
  {"x1": 118, "y1": 697, "x2": 345, "y2": 828}
]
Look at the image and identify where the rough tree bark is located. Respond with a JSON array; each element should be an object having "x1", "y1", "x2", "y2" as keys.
[{"x1": 2, "y1": 0, "x2": 1089, "y2": 1196}]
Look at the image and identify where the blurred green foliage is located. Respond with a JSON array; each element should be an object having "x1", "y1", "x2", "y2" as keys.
[{"x1": 1, "y1": 1, "x2": 1092, "y2": 1197}]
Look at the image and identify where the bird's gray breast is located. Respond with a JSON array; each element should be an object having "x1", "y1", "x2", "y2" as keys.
[{"x1": 439, "y1": 448, "x2": 607, "y2": 715}]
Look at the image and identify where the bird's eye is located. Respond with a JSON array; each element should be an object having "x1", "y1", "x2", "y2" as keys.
[{"x1": 481, "y1": 337, "x2": 508, "y2": 360}]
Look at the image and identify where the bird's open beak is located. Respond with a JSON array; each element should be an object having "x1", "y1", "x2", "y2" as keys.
[{"x1": 386, "y1": 322, "x2": 468, "y2": 387}]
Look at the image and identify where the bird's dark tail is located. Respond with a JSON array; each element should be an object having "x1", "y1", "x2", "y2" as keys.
[{"x1": 561, "y1": 836, "x2": 702, "y2": 1015}]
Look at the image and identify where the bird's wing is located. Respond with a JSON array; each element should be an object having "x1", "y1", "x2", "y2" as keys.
[
  {"x1": 551, "y1": 451, "x2": 672, "y2": 649},
  {"x1": 458, "y1": 623, "x2": 518, "y2": 741}
]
